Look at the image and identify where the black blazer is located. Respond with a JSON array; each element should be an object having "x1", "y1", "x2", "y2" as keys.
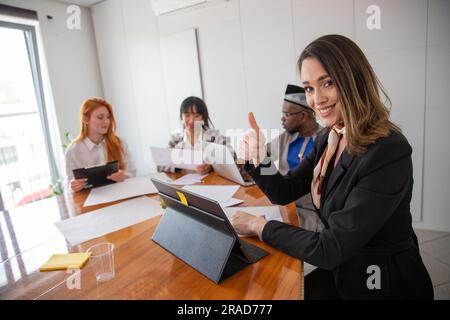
[{"x1": 245, "y1": 129, "x2": 433, "y2": 299}]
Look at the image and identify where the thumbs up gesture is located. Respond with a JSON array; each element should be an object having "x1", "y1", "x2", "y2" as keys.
[{"x1": 238, "y1": 112, "x2": 266, "y2": 166}]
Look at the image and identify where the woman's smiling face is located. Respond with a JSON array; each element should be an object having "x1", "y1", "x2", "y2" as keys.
[{"x1": 301, "y1": 57, "x2": 344, "y2": 128}]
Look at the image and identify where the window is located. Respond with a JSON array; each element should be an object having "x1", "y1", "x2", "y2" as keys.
[
  {"x1": 0, "y1": 7, "x2": 60, "y2": 210},
  {"x1": 0, "y1": 146, "x2": 18, "y2": 166}
]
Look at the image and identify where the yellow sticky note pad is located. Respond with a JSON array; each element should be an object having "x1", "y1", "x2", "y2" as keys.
[
  {"x1": 39, "y1": 253, "x2": 91, "y2": 272},
  {"x1": 176, "y1": 191, "x2": 189, "y2": 206}
]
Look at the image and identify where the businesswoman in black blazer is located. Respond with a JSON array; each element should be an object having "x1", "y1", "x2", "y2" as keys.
[{"x1": 232, "y1": 34, "x2": 433, "y2": 300}]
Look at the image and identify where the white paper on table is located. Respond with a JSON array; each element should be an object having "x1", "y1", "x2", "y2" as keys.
[
  {"x1": 222, "y1": 206, "x2": 283, "y2": 222},
  {"x1": 130, "y1": 173, "x2": 172, "y2": 184},
  {"x1": 182, "y1": 185, "x2": 240, "y2": 202},
  {"x1": 56, "y1": 196, "x2": 162, "y2": 246},
  {"x1": 170, "y1": 173, "x2": 208, "y2": 185},
  {"x1": 222, "y1": 206, "x2": 283, "y2": 237},
  {"x1": 83, "y1": 173, "x2": 171, "y2": 207},
  {"x1": 150, "y1": 147, "x2": 203, "y2": 170},
  {"x1": 219, "y1": 197, "x2": 244, "y2": 208}
]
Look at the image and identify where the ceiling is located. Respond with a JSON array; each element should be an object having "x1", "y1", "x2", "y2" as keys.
[{"x1": 53, "y1": 0, "x2": 104, "y2": 8}]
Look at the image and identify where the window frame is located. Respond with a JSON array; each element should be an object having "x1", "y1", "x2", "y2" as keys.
[{"x1": 0, "y1": 20, "x2": 60, "y2": 210}]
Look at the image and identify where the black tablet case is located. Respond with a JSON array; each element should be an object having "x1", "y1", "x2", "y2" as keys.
[
  {"x1": 72, "y1": 160, "x2": 119, "y2": 188},
  {"x1": 151, "y1": 178, "x2": 269, "y2": 283}
]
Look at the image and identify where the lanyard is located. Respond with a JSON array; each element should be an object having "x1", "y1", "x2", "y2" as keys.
[{"x1": 298, "y1": 133, "x2": 318, "y2": 162}]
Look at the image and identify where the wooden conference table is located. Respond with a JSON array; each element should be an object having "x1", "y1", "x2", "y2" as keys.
[{"x1": 0, "y1": 172, "x2": 303, "y2": 300}]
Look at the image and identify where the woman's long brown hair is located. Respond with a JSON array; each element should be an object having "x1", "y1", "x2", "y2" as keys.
[
  {"x1": 74, "y1": 98, "x2": 125, "y2": 169},
  {"x1": 298, "y1": 34, "x2": 400, "y2": 155}
]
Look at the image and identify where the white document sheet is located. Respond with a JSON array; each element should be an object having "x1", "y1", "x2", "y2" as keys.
[
  {"x1": 219, "y1": 197, "x2": 244, "y2": 208},
  {"x1": 182, "y1": 185, "x2": 240, "y2": 202},
  {"x1": 56, "y1": 196, "x2": 162, "y2": 246},
  {"x1": 150, "y1": 147, "x2": 203, "y2": 170},
  {"x1": 222, "y1": 206, "x2": 283, "y2": 222},
  {"x1": 83, "y1": 173, "x2": 171, "y2": 207},
  {"x1": 170, "y1": 173, "x2": 208, "y2": 185}
]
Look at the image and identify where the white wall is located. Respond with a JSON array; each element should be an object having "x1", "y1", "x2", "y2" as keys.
[
  {"x1": 355, "y1": 0, "x2": 428, "y2": 223},
  {"x1": 92, "y1": 0, "x2": 168, "y2": 176},
  {"x1": 157, "y1": 0, "x2": 250, "y2": 132},
  {"x1": 91, "y1": 0, "x2": 450, "y2": 231},
  {"x1": 421, "y1": 0, "x2": 450, "y2": 231},
  {"x1": 160, "y1": 28, "x2": 203, "y2": 132},
  {"x1": 0, "y1": 0, "x2": 104, "y2": 143}
]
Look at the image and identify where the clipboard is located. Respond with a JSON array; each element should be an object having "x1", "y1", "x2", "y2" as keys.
[{"x1": 72, "y1": 160, "x2": 119, "y2": 188}]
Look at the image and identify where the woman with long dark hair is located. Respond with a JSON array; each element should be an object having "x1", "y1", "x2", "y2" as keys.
[{"x1": 158, "y1": 96, "x2": 232, "y2": 174}]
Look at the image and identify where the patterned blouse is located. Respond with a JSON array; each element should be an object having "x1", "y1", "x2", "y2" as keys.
[{"x1": 157, "y1": 127, "x2": 234, "y2": 173}]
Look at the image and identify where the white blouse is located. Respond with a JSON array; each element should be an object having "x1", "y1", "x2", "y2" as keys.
[{"x1": 65, "y1": 137, "x2": 136, "y2": 180}]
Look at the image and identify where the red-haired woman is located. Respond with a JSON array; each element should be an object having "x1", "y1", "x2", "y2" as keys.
[{"x1": 65, "y1": 98, "x2": 135, "y2": 192}]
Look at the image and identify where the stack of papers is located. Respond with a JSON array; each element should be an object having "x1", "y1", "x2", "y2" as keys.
[
  {"x1": 170, "y1": 173, "x2": 208, "y2": 185},
  {"x1": 219, "y1": 198, "x2": 244, "y2": 207},
  {"x1": 222, "y1": 206, "x2": 283, "y2": 222},
  {"x1": 56, "y1": 196, "x2": 162, "y2": 246},
  {"x1": 150, "y1": 147, "x2": 203, "y2": 170},
  {"x1": 84, "y1": 173, "x2": 171, "y2": 207},
  {"x1": 182, "y1": 185, "x2": 243, "y2": 208},
  {"x1": 223, "y1": 206, "x2": 283, "y2": 237}
]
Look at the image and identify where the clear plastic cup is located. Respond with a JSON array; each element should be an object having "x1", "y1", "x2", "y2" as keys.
[{"x1": 87, "y1": 242, "x2": 115, "y2": 283}]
